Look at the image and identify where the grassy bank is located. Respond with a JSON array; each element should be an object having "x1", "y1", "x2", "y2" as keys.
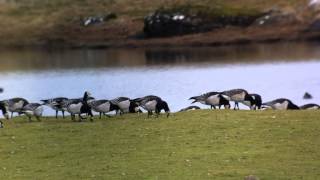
[
  {"x1": 0, "y1": 0, "x2": 311, "y2": 47},
  {"x1": 1, "y1": 110, "x2": 320, "y2": 179}
]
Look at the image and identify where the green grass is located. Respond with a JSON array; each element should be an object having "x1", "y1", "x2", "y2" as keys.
[{"x1": 1, "y1": 110, "x2": 320, "y2": 179}]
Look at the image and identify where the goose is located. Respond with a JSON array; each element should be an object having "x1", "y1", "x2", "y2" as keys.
[
  {"x1": 88, "y1": 99, "x2": 120, "y2": 119},
  {"x1": 221, "y1": 89, "x2": 255, "y2": 110},
  {"x1": 250, "y1": 93, "x2": 262, "y2": 110},
  {"x1": 4, "y1": 98, "x2": 29, "y2": 118},
  {"x1": 0, "y1": 100, "x2": 9, "y2": 120},
  {"x1": 179, "y1": 106, "x2": 200, "y2": 112},
  {"x1": 65, "y1": 91, "x2": 94, "y2": 121},
  {"x1": 262, "y1": 98, "x2": 300, "y2": 110},
  {"x1": 111, "y1": 97, "x2": 141, "y2": 114},
  {"x1": 41, "y1": 97, "x2": 68, "y2": 119},
  {"x1": 21, "y1": 103, "x2": 43, "y2": 122},
  {"x1": 189, "y1": 92, "x2": 230, "y2": 109},
  {"x1": 134, "y1": 95, "x2": 170, "y2": 118},
  {"x1": 300, "y1": 103, "x2": 320, "y2": 110}
]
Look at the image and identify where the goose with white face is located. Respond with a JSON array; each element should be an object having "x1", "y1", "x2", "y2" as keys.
[{"x1": 262, "y1": 98, "x2": 300, "y2": 110}]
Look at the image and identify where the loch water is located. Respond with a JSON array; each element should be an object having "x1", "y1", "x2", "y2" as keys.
[{"x1": 0, "y1": 42, "x2": 319, "y2": 115}]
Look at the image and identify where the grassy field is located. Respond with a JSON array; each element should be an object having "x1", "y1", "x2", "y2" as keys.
[{"x1": 0, "y1": 110, "x2": 320, "y2": 179}]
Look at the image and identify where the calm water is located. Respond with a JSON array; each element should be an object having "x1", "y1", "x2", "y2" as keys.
[{"x1": 0, "y1": 42, "x2": 320, "y2": 115}]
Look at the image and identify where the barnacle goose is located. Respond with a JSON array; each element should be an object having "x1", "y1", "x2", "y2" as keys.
[
  {"x1": 4, "y1": 98, "x2": 29, "y2": 118},
  {"x1": 249, "y1": 93, "x2": 262, "y2": 110},
  {"x1": 21, "y1": 103, "x2": 43, "y2": 121},
  {"x1": 189, "y1": 91, "x2": 230, "y2": 109},
  {"x1": 262, "y1": 98, "x2": 300, "y2": 110},
  {"x1": 41, "y1": 97, "x2": 68, "y2": 119},
  {"x1": 300, "y1": 103, "x2": 320, "y2": 110},
  {"x1": 134, "y1": 95, "x2": 170, "y2": 118},
  {"x1": 111, "y1": 97, "x2": 141, "y2": 114},
  {"x1": 0, "y1": 100, "x2": 9, "y2": 120},
  {"x1": 89, "y1": 99, "x2": 120, "y2": 119},
  {"x1": 179, "y1": 106, "x2": 200, "y2": 112},
  {"x1": 221, "y1": 89, "x2": 255, "y2": 110},
  {"x1": 65, "y1": 91, "x2": 94, "y2": 121}
]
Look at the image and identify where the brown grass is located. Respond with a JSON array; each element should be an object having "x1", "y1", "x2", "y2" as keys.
[{"x1": 0, "y1": 0, "x2": 313, "y2": 47}]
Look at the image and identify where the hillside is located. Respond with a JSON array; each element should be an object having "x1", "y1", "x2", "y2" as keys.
[
  {"x1": 0, "y1": 0, "x2": 319, "y2": 48},
  {"x1": 1, "y1": 110, "x2": 320, "y2": 179}
]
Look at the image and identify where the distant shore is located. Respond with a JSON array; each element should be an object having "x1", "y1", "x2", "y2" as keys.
[{"x1": 1, "y1": 0, "x2": 320, "y2": 49}]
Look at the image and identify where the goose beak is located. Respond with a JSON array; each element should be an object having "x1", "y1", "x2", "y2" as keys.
[{"x1": 166, "y1": 111, "x2": 170, "y2": 118}]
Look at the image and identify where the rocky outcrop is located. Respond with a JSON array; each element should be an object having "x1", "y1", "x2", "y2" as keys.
[
  {"x1": 253, "y1": 8, "x2": 300, "y2": 26},
  {"x1": 80, "y1": 13, "x2": 117, "y2": 27},
  {"x1": 144, "y1": 9, "x2": 263, "y2": 37}
]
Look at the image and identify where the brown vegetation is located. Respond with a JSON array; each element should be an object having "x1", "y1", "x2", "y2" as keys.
[{"x1": 0, "y1": 0, "x2": 319, "y2": 48}]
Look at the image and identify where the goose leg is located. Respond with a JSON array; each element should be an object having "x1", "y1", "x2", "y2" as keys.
[
  {"x1": 62, "y1": 110, "x2": 65, "y2": 119},
  {"x1": 11, "y1": 112, "x2": 13, "y2": 119},
  {"x1": 56, "y1": 110, "x2": 58, "y2": 119},
  {"x1": 88, "y1": 111, "x2": 93, "y2": 122},
  {"x1": 99, "y1": 112, "x2": 102, "y2": 119}
]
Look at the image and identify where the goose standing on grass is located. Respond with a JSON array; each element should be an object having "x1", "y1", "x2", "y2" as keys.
[
  {"x1": 189, "y1": 92, "x2": 230, "y2": 109},
  {"x1": 5, "y1": 98, "x2": 29, "y2": 118},
  {"x1": 300, "y1": 103, "x2": 320, "y2": 110},
  {"x1": 65, "y1": 91, "x2": 94, "y2": 122},
  {"x1": 262, "y1": 98, "x2": 300, "y2": 110},
  {"x1": 111, "y1": 97, "x2": 141, "y2": 114},
  {"x1": 41, "y1": 97, "x2": 68, "y2": 119},
  {"x1": 135, "y1": 95, "x2": 170, "y2": 118},
  {"x1": 221, "y1": 89, "x2": 255, "y2": 110},
  {"x1": 21, "y1": 103, "x2": 43, "y2": 122},
  {"x1": 250, "y1": 93, "x2": 262, "y2": 110},
  {"x1": 89, "y1": 99, "x2": 120, "y2": 119}
]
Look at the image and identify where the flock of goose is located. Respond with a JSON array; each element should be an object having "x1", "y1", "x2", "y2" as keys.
[{"x1": 0, "y1": 88, "x2": 319, "y2": 128}]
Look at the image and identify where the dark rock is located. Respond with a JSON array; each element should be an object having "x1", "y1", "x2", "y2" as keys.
[
  {"x1": 253, "y1": 8, "x2": 299, "y2": 26},
  {"x1": 81, "y1": 13, "x2": 117, "y2": 27},
  {"x1": 144, "y1": 9, "x2": 263, "y2": 38},
  {"x1": 303, "y1": 92, "x2": 313, "y2": 99},
  {"x1": 0, "y1": 88, "x2": 3, "y2": 93}
]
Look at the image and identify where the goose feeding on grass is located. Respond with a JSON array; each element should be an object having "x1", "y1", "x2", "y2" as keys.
[
  {"x1": 221, "y1": 89, "x2": 255, "y2": 110},
  {"x1": 111, "y1": 97, "x2": 141, "y2": 114},
  {"x1": 5, "y1": 98, "x2": 29, "y2": 118},
  {"x1": 300, "y1": 103, "x2": 320, "y2": 110},
  {"x1": 249, "y1": 93, "x2": 262, "y2": 110},
  {"x1": 21, "y1": 103, "x2": 43, "y2": 122},
  {"x1": 89, "y1": 99, "x2": 120, "y2": 119},
  {"x1": 179, "y1": 106, "x2": 200, "y2": 112},
  {"x1": 135, "y1": 95, "x2": 170, "y2": 118},
  {"x1": 41, "y1": 97, "x2": 68, "y2": 119},
  {"x1": 65, "y1": 91, "x2": 94, "y2": 122},
  {"x1": 189, "y1": 91, "x2": 230, "y2": 109},
  {"x1": 262, "y1": 98, "x2": 300, "y2": 110},
  {"x1": 0, "y1": 100, "x2": 9, "y2": 120}
]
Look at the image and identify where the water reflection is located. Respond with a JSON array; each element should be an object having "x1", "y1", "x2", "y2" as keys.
[{"x1": 1, "y1": 42, "x2": 320, "y2": 72}]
